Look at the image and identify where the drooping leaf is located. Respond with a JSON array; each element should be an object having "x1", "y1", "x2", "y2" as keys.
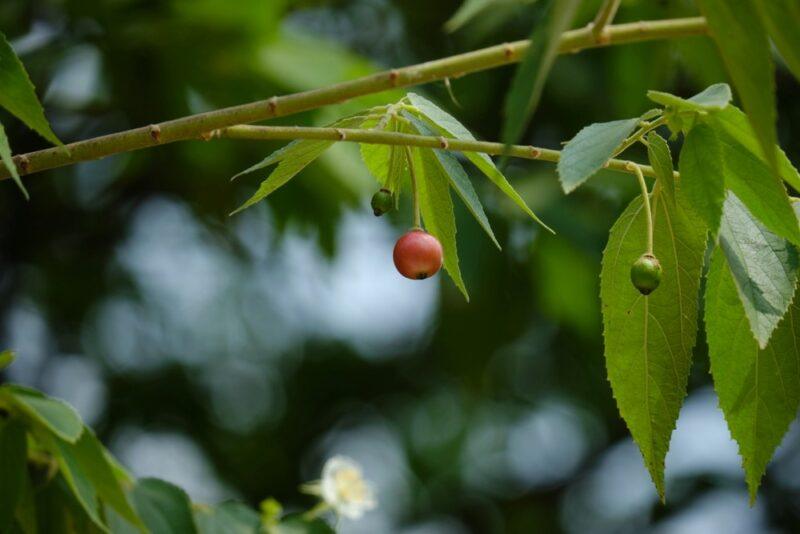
[
  {"x1": 414, "y1": 148, "x2": 468, "y2": 300},
  {"x1": 49, "y1": 435, "x2": 106, "y2": 530},
  {"x1": 359, "y1": 115, "x2": 408, "y2": 194},
  {"x1": 710, "y1": 105, "x2": 800, "y2": 193},
  {"x1": 0, "y1": 122, "x2": 27, "y2": 199},
  {"x1": 678, "y1": 123, "x2": 725, "y2": 234},
  {"x1": 753, "y1": 0, "x2": 800, "y2": 82},
  {"x1": 0, "y1": 418, "x2": 27, "y2": 531},
  {"x1": 404, "y1": 113, "x2": 499, "y2": 249},
  {"x1": 501, "y1": 0, "x2": 581, "y2": 146},
  {"x1": 231, "y1": 116, "x2": 365, "y2": 214},
  {"x1": 406, "y1": 93, "x2": 552, "y2": 232},
  {"x1": 698, "y1": 0, "x2": 777, "y2": 170},
  {"x1": 705, "y1": 247, "x2": 800, "y2": 502},
  {"x1": 0, "y1": 349, "x2": 14, "y2": 371},
  {"x1": 0, "y1": 31, "x2": 61, "y2": 146},
  {"x1": 646, "y1": 83, "x2": 732, "y2": 113},
  {"x1": 194, "y1": 502, "x2": 260, "y2": 534},
  {"x1": 557, "y1": 118, "x2": 639, "y2": 193},
  {"x1": 34, "y1": 479, "x2": 105, "y2": 534},
  {"x1": 5, "y1": 385, "x2": 83, "y2": 443},
  {"x1": 57, "y1": 428, "x2": 143, "y2": 529},
  {"x1": 646, "y1": 132, "x2": 675, "y2": 201},
  {"x1": 718, "y1": 193, "x2": 799, "y2": 348},
  {"x1": 601, "y1": 187, "x2": 707, "y2": 499},
  {"x1": 717, "y1": 127, "x2": 800, "y2": 247},
  {"x1": 131, "y1": 478, "x2": 198, "y2": 534}
]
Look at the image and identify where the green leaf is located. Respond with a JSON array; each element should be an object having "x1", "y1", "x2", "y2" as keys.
[
  {"x1": 405, "y1": 93, "x2": 552, "y2": 232},
  {"x1": 501, "y1": 0, "x2": 581, "y2": 146},
  {"x1": 359, "y1": 116, "x2": 408, "y2": 195},
  {"x1": 414, "y1": 148, "x2": 469, "y2": 301},
  {"x1": 716, "y1": 125, "x2": 800, "y2": 247},
  {"x1": 710, "y1": 105, "x2": 800, "y2": 193},
  {"x1": 705, "y1": 247, "x2": 800, "y2": 502},
  {"x1": 718, "y1": 193, "x2": 799, "y2": 348},
  {"x1": 231, "y1": 116, "x2": 364, "y2": 215},
  {"x1": 646, "y1": 83, "x2": 732, "y2": 112},
  {"x1": 678, "y1": 123, "x2": 725, "y2": 234},
  {"x1": 0, "y1": 349, "x2": 14, "y2": 371},
  {"x1": 0, "y1": 121, "x2": 27, "y2": 199},
  {"x1": 444, "y1": 0, "x2": 533, "y2": 32},
  {"x1": 5, "y1": 385, "x2": 83, "y2": 443},
  {"x1": 194, "y1": 502, "x2": 260, "y2": 534},
  {"x1": 131, "y1": 478, "x2": 198, "y2": 534},
  {"x1": 698, "y1": 0, "x2": 777, "y2": 170},
  {"x1": 754, "y1": 0, "x2": 800, "y2": 82},
  {"x1": 0, "y1": 418, "x2": 27, "y2": 531},
  {"x1": 557, "y1": 118, "x2": 639, "y2": 193},
  {"x1": 34, "y1": 479, "x2": 105, "y2": 534},
  {"x1": 59, "y1": 428, "x2": 143, "y2": 529},
  {"x1": 273, "y1": 514, "x2": 335, "y2": 534},
  {"x1": 646, "y1": 132, "x2": 675, "y2": 201},
  {"x1": 404, "y1": 113, "x2": 499, "y2": 249},
  {"x1": 0, "y1": 31, "x2": 61, "y2": 146},
  {"x1": 601, "y1": 188, "x2": 708, "y2": 499},
  {"x1": 49, "y1": 436, "x2": 106, "y2": 531}
]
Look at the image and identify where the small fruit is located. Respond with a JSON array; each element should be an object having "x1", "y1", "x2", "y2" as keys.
[
  {"x1": 371, "y1": 188, "x2": 394, "y2": 216},
  {"x1": 393, "y1": 229, "x2": 443, "y2": 280},
  {"x1": 630, "y1": 253, "x2": 662, "y2": 295}
]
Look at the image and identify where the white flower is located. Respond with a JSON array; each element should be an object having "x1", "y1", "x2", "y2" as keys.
[{"x1": 318, "y1": 456, "x2": 377, "y2": 519}]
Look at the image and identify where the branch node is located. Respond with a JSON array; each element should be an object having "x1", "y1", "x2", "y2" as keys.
[
  {"x1": 17, "y1": 155, "x2": 30, "y2": 173},
  {"x1": 335, "y1": 128, "x2": 347, "y2": 141},
  {"x1": 148, "y1": 125, "x2": 162, "y2": 143},
  {"x1": 268, "y1": 97, "x2": 279, "y2": 115},
  {"x1": 529, "y1": 147, "x2": 541, "y2": 158},
  {"x1": 503, "y1": 43, "x2": 515, "y2": 60},
  {"x1": 200, "y1": 130, "x2": 220, "y2": 141},
  {"x1": 438, "y1": 137, "x2": 449, "y2": 149},
  {"x1": 388, "y1": 70, "x2": 400, "y2": 87}
]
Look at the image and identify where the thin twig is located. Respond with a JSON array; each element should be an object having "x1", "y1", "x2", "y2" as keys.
[{"x1": 592, "y1": 0, "x2": 623, "y2": 42}]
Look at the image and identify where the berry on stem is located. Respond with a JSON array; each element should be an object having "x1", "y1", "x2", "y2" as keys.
[
  {"x1": 371, "y1": 188, "x2": 394, "y2": 216},
  {"x1": 630, "y1": 253, "x2": 662, "y2": 295},
  {"x1": 393, "y1": 229, "x2": 443, "y2": 280}
]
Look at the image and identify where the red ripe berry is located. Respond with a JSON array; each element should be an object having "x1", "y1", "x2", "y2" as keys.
[{"x1": 393, "y1": 229, "x2": 443, "y2": 280}]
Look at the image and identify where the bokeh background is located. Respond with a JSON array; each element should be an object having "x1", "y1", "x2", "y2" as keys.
[{"x1": 2, "y1": 1, "x2": 800, "y2": 532}]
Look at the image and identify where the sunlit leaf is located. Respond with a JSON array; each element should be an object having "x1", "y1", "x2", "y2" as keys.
[
  {"x1": 0, "y1": 418, "x2": 27, "y2": 531},
  {"x1": 406, "y1": 93, "x2": 552, "y2": 232},
  {"x1": 405, "y1": 113, "x2": 499, "y2": 249},
  {"x1": 718, "y1": 193, "x2": 799, "y2": 348},
  {"x1": 710, "y1": 105, "x2": 800, "y2": 193},
  {"x1": 754, "y1": 0, "x2": 800, "y2": 82},
  {"x1": 0, "y1": 31, "x2": 61, "y2": 146},
  {"x1": 231, "y1": 116, "x2": 364, "y2": 215},
  {"x1": 558, "y1": 118, "x2": 639, "y2": 193},
  {"x1": 717, "y1": 127, "x2": 800, "y2": 247},
  {"x1": 678, "y1": 123, "x2": 725, "y2": 234},
  {"x1": 699, "y1": 0, "x2": 777, "y2": 170},
  {"x1": 414, "y1": 148, "x2": 469, "y2": 300},
  {"x1": 601, "y1": 187, "x2": 707, "y2": 499},
  {"x1": 49, "y1": 435, "x2": 106, "y2": 530},
  {"x1": 647, "y1": 83, "x2": 732, "y2": 112},
  {"x1": 502, "y1": 0, "x2": 581, "y2": 146},
  {"x1": 705, "y1": 246, "x2": 800, "y2": 502}
]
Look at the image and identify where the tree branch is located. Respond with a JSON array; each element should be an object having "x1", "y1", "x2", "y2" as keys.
[
  {"x1": 217, "y1": 124, "x2": 665, "y2": 179},
  {"x1": 592, "y1": 0, "x2": 623, "y2": 42},
  {"x1": 0, "y1": 17, "x2": 706, "y2": 182}
]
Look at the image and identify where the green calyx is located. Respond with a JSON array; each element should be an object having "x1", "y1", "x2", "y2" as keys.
[
  {"x1": 630, "y1": 253, "x2": 662, "y2": 295},
  {"x1": 371, "y1": 188, "x2": 395, "y2": 216}
]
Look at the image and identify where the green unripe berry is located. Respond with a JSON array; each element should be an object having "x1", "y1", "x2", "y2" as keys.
[
  {"x1": 371, "y1": 188, "x2": 394, "y2": 216},
  {"x1": 630, "y1": 253, "x2": 662, "y2": 295}
]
